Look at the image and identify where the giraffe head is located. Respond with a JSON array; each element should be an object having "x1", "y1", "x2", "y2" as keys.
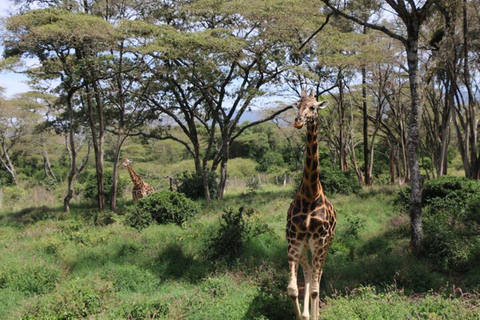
[
  {"x1": 293, "y1": 89, "x2": 329, "y2": 129},
  {"x1": 119, "y1": 156, "x2": 131, "y2": 168}
]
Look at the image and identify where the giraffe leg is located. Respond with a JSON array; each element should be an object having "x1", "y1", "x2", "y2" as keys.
[
  {"x1": 310, "y1": 268, "x2": 323, "y2": 320},
  {"x1": 287, "y1": 242, "x2": 303, "y2": 320},
  {"x1": 310, "y1": 244, "x2": 327, "y2": 320},
  {"x1": 299, "y1": 249, "x2": 311, "y2": 320}
]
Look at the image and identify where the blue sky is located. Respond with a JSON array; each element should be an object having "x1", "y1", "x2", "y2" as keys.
[{"x1": 0, "y1": 0, "x2": 31, "y2": 97}]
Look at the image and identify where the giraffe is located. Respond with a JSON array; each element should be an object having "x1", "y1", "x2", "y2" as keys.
[
  {"x1": 119, "y1": 157, "x2": 155, "y2": 204},
  {"x1": 286, "y1": 89, "x2": 336, "y2": 320}
]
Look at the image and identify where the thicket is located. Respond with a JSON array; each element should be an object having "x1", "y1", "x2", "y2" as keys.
[
  {"x1": 125, "y1": 190, "x2": 199, "y2": 230},
  {"x1": 294, "y1": 162, "x2": 362, "y2": 195},
  {"x1": 82, "y1": 170, "x2": 128, "y2": 204},
  {"x1": 394, "y1": 176, "x2": 480, "y2": 273},
  {"x1": 178, "y1": 171, "x2": 219, "y2": 200},
  {"x1": 204, "y1": 206, "x2": 270, "y2": 263}
]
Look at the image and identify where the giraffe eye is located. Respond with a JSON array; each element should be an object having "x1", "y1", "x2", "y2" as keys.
[{"x1": 310, "y1": 106, "x2": 315, "y2": 110}]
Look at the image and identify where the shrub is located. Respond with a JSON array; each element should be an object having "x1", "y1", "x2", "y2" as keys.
[
  {"x1": 320, "y1": 166, "x2": 362, "y2": 195},
  {"x1": 125, "y1": 190, "x2": 199, "y2": 230},
  {"x1": 83, "y1": 170, "x2": 129, "y2": 204},
  {"x1": 256, "y1": 151, "x2": 285, "y2": 173},
  {"x1": 178, "y1": 170, "x2": 218, "y2": 200},
  {"x1": 393, "y1": 176, "x2": 480, "y2": 272},
  {"x1": 393, "y1": 176, "x2": 480, "y2": 212},
  {"x1": 205, "y1": 206, "x2": 269, "y2": 263},
  {"x1": 294, "y1": 166, "x2": 361, "y2": 195}
]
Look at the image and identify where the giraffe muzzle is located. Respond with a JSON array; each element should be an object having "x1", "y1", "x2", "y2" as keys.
[{"x1": 294, "y1": 121, "x2": 304, "y2": 129}]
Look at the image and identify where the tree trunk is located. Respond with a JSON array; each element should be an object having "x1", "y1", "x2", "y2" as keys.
[
  {"x1": 406, "y1": 35, "x2": 424, "y2": 254},
  {"x1": 0, "y1": 144, "x2": 18, "y2": 186},
  {"x1": 462, "y1": 0, "x2": 479, "y2": 179},
  {"x1": 42, "y1": 136, "x2": 57, "y2": 182},
  {"x1": 362, "y1": 25, "x2": 372, "y2": 186},
  {"x1": 216, "y1": 135, "x2": 229, "y2": 199},
  {"x1": 64, "y1": 119, "x2": 76, "y2": 213},
  {"x1": 110, "y1": 128, "x2": 126, "y2": 212},
  {"x1": 84, "y1": 82, "x2": 105, "y2": 211},
  {"x1": 362, "y1": 66, "x2": 371, "y2": 185},
  {"x1": 338, "y1": 73, "x2": 349, "y2": 171}
]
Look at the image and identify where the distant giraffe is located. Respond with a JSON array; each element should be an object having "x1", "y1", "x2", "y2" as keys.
[
  {"x1": 286, "y1": 89, "x2": 336, "y2": 320},
  {"x1": 120, "y1": 157, "x2": 155, "y2": 204}
]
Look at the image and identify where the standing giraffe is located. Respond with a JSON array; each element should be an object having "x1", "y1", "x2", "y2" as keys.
[
  {"x1": 120, "y1": 157, "x2": 155, "y2": 204},
  {"x1": 286, "y1": 89, "x2": 336, "y2": 320}
]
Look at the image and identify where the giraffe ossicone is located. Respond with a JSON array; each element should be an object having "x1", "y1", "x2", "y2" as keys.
[
  {"x1": 286, "y1": 89, "x2": 336, "y2": 320},
  {"x1": 120, "y1": 157, "x2": 155, "y2": 204}
]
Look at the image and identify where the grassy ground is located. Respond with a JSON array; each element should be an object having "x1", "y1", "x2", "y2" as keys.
[{"x1": 0, "y1": 185, "x2": 479, "y2": 319}]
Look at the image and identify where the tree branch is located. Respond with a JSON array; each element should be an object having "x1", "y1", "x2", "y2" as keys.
[{"x1": 322, "y1": 0, "x2": 407, "y2": 44}]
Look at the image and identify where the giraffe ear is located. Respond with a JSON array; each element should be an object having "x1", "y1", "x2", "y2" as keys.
[
  {"x1": 314, "y1": 100, "x2": 329, "y2": 109},
  {"x1": 291, "y1": 102, "x2": 299, "y2": 109}
]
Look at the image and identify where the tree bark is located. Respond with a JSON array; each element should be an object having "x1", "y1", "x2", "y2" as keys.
[
  {"x1": 64, "y1": 97, "x2": 77, "y2": 213},
  {"x1": 406, "y1": 34, "x2": 424, "y2": 254}
]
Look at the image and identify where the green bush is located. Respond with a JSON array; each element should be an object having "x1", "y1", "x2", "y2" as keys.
[
  {"x1": 125, "y1": 190, "x2": 199, "y2": 230},
  {"x1": 178, "y1": 170, "x2": 218, "y2": 200},
  {"x1": 320, "y1": 166, "x2": 362, "y2": 195},
  {"x1": 294, "y1": 165, "x2": 362, "y2": 195},
  {"x1": 83, "y1": 170, "x2": 129, "y2": 204},
  {"x1": 256, "y1": 151, "x2": 285, "y2": 173},
  {"x1": 393, "y1": 176, "x2": 480, "y2": 272},
  {"x1": 393, "y1": 176, "x2": 480, "y2": 211},
  {"x1": 205, "y1": 206, "x2": 269, "y2": 263}
]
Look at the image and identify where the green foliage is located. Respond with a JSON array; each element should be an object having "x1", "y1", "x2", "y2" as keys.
[
  {"x1": 22, "y1": 276, "x2": 114, "y2": 319},
  {"x1": 178, "y1": 170, "x2": 219, "y2": 200},
  {"x1": 393, "y1": 176, "x2": 480, "y2": 272},
  {"x1": 82, "y1": 170, "x2": 128, "y2": 204},
  {"x1": 294, "y1": 164, "x2": 362, "y2": 195},
  {"x1": 393, "y1": 176, "x2": 480, "y2": 211},
  {"x1": 125, "y1": 190, "x2": 199, "y2": 230},
  {"x1": 205, "y1": 206, "x2": 269, "y2": 263},
  {"x1": 319, "y1": 166, "x2": 362, "y2": 195},
  {"x1": 124, "y1": 205, "x2": 153, "y2": 231},
  {"x1": 1, "y1": 183, "x2": 479, "y2": 318},
  {"x1": 256, "y1": 150, "x2": 285, "y2": 173},
  {"x1": 321, "y1": 286, "x2": 480, "y2": 320},
  {"x1": 112, "y1": 297, "x2": 168, "y2": 319},
  {"x1": 245, "y1": 176, "x2": 262, "y2": 195},
  {"x1": 0, "y1": 256, "x2": 60, "y2": 294}
]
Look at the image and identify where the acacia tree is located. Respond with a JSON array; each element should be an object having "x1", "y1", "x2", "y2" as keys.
[
  {"x1": 4, "y1": 8, "x2": 117, "y2": 210},
  {"x1": 451, "y1": 0, "x2": 480, "y2": 179},
  {"x1": 132, "y1": 0, "x2": 329, "y2": 200},
  {"x1": 323, "y1": 0, "x2": 436, "y2": 253},
  {"x1": 0, "y1": 94, "x2": 43, "y2": 186}
]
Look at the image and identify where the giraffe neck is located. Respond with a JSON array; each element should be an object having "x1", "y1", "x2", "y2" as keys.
[
  {"x1": 299, "y1": 121, "x2": 324, "y2": 201},
  {"x1": 127, "y1": 165, "x2": 142, "y2": 186}
]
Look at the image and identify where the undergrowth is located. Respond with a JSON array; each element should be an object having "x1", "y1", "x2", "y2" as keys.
[{"x1": 0, "y1": 185, "x2": 478, "y2": 319}]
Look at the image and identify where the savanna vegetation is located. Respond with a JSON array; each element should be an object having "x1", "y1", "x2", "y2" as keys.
[{"x1": 1, "y1": 0, "x2": 480, "y2": 319}]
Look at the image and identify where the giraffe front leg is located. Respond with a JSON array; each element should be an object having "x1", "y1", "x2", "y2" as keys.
[
  {"x1": 310, "y1": 243, "x2": 327, "y2": 320},
  {"x1": 299, "y1": 250, "x2": 311, "y2": 320},
  {"x1": 287, "y1": 243, "x2": 302, "y2": 320},
  {"x1": 310, "y1": 267, "x2": 323, "y2": 320}
]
